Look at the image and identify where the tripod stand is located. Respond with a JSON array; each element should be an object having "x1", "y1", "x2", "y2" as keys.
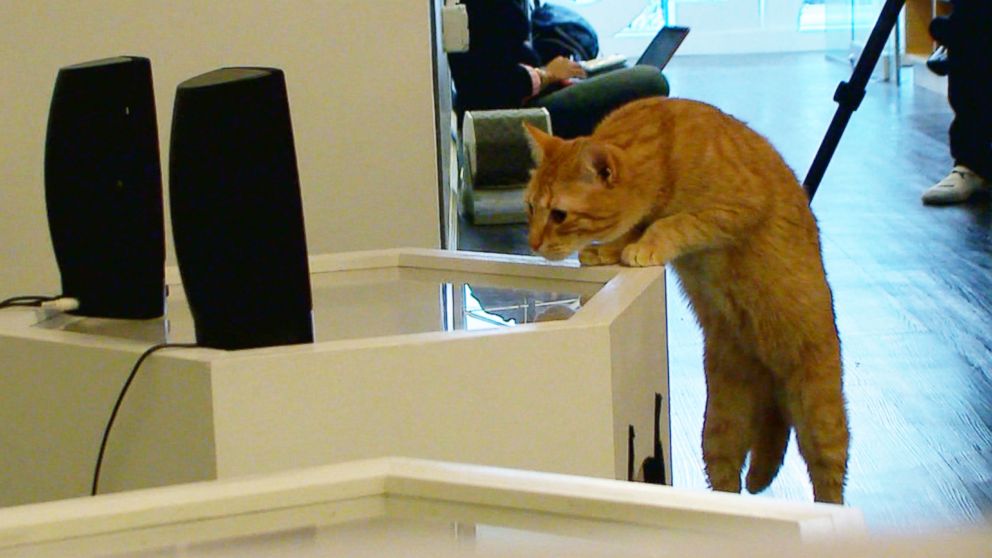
[{"x1": 803, "y1": 0, "x2": 907, "y2": 201}]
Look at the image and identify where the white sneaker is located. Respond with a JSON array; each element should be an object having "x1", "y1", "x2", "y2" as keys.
[{"x1": 922, "y1": 166, "x2": 990, "y2": 205}]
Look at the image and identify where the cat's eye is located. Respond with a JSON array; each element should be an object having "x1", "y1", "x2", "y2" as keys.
[
  {"x1": 550, "y1": 209, "x2": 567, "y2": 224},
  {"x1": 526, "y1": 202, "x2": 534, "y2": 216}
]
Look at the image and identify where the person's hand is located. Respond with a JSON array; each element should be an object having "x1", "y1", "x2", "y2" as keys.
[{"x1": 543, "y1": 56, "x2": 587, "y2": 83}]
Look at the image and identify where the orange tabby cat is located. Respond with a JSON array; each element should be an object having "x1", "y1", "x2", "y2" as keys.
[{"x1": 523, "y1": 96, "x2": 849, "y2": 504}]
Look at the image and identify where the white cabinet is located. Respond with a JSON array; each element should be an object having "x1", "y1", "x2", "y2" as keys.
[{"x1": 0, "y1": 249, "x2": 668, "y2": 506}]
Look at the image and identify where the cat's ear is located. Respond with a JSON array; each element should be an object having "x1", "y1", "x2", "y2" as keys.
[
  {"x1": 583, "y1": 142, "x2": 620, "y2": 189},
  {"x1": 522, "y1": 122, "x2": 559, "y2": 164}
]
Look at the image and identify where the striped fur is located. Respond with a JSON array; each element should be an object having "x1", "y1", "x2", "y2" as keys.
[{"x1": 524, "y1": 97, "x2": 849, "y2": 504}]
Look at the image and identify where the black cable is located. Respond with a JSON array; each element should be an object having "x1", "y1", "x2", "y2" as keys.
[
  {"x1": 0, "y1": 294, "x2": 61, "y2": 309},
  {"x1": 91, "y1": 342, "x2": 198, "y2": 496}
]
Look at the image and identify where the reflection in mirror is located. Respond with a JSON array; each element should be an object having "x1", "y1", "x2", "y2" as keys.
[{"x1": 449, "y1": 284, "x2": 582, "y2": 331}]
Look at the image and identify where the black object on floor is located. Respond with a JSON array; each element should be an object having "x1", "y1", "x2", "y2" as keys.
[
  {"x1": 642, "y1": 393, "x2": 667, "y2": 485},
  {"x1": 169, "y1": 67, "x2": 314, "y2": 350},
  {"x1": 45, "y1": 56, "x2": 166, "y2": 319},
  {"x1": 627, "y1": 425, "x2": 636, "y2": 482}
]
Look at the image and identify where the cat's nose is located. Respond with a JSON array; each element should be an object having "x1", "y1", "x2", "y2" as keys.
[{"x1": 528, "y1": 235, "x2": 542, "y2": 252}]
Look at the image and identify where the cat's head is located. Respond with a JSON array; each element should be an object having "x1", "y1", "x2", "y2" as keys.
[{"x1": 523, "y1": 123, "x2": 644, "y2": 260}]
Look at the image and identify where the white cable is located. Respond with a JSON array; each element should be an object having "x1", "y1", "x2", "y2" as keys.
[{"x1": 40, "y1": 297, "x2": 80, "y2": 312}]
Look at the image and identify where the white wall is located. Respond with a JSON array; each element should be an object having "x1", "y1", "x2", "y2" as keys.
[{"x1": 0, "y1": 0, "x2": 442, "y2": 298}]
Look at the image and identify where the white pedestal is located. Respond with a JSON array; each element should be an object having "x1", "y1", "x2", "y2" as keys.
[
  {"x1": 0, "y1": 249, "x2": 668, "y2": 506},
  {"x1": 0, "y1": 458, "x2": 866, "y2": 557}
]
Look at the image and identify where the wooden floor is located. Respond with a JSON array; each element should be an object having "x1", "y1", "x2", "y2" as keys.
[{"x1": 457, "y1": 52, "x2": 992, "y2": 532}]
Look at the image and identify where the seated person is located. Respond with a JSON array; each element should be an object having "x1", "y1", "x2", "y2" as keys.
[{"x1": 447, "y1": 0, "x2": 669, "y2": 139}]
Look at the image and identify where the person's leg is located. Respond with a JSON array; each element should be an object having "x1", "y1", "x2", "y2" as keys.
[
  {"x1": 948, "y1": 0, "x2": 992, "y2": 182},
  {"x1": 921, "y1": 74, "x2": 991, "y2": 204},
  {"x1": 528, "y1": 65, "x2": 668, "y2": 139},
  {"x1": 922, "y1": 0, "x2": 992, "y2": 204}
]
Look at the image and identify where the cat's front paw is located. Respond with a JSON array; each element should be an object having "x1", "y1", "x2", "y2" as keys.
[
  {"x1": 579, "y1": 244, "x2": 622, "y2": 266},
  {"x1": 621, "y1": 241, "x2": 670, "y2": 267}
]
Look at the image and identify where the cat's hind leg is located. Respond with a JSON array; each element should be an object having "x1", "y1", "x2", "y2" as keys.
[
  {"x1": 701, "y1": 331, "x2": 759, "y2": 494},
  {"x1": 744, "y1": 379, "x2": 790, "y2": 494},
  {"x1": 784, "y1": 347, "x2": 849, "y2": 504}
]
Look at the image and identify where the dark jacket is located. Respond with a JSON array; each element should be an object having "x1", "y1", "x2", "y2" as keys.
[{"x1": 448, "y1": 0, "x2": 542, "y2": 114}]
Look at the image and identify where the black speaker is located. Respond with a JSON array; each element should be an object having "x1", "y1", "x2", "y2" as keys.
[
  {"x1": 169, "y1": 67, "x2": 314, "y2": 350},
  {"x1": 44, "y1": 56, "x2": 166, "y2": 318}
]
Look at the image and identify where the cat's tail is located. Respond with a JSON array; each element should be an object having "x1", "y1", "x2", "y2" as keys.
[{"x1": 745, "y1": 400, "x2": 790, "y2": 494}]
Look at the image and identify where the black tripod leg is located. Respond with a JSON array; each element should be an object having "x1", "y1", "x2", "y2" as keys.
[{"x1": 803, "y1": 0, "x2": 907, "y2": 201}]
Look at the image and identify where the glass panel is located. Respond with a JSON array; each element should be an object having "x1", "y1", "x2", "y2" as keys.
[
  {"x1": 823, "y1": 0, "x2": 901, "y2": 79},
  {"x1": 825, "y1": 0, "x2": 856, "y2": 58},
  {"x1": 311, "y1": 268, "x2": 597, "y2": 340},
  {"x1": 798, "y1": 0, "x2": 828, "y2": 32},
  {"x1": 31, "y1": 268, "x2": 601, "y2": 345}
]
